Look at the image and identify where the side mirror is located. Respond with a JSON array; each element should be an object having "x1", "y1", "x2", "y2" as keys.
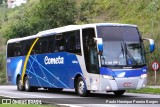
[
  {"x1": 94, "y1": 38, "x2": 103, "y2": 53},
  {"x1": 143, "y1": 38, "x2": 155, "y2": 53}
]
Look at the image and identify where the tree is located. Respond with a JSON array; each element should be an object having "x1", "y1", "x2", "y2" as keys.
[
  {"x1": 0, "y1": 0, "x2": 3, "y2": 4},
  {"x1": 2, "y1": 0, "x2": 78, "y2": 39}
]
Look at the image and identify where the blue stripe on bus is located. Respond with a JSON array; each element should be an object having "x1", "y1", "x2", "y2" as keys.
[{"x1": 100, "y1": 66, "x2": 147, "y2": 77}]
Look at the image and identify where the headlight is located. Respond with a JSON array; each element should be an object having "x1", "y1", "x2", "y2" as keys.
[
  {"x1": 140, "y1": 74, "x2": 147, "y2": 79},
  {"x1": 103, "y1": 75, "x2": 114, "y2": 80}
]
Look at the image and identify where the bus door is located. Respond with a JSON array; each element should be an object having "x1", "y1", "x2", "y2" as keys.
[
  {"x1": 82, "y1": 28, "x2": 99, "y2": 74},
  {"x1": 82, "y1": 28, "x2": 100, "y2": 90}
]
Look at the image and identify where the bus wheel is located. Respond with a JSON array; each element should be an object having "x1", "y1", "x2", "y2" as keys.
[
  {"x1": 17, "y1": 77, "x2": 24, "y2": 91},
  {"x1": 113, "y1": 90, "x2": 125, "y2": 96},
  {"x1": 24, "y1": 76, "x2": 35, "y2": 92},
  {"x1": 76, "y1": 77, "x2": 90, "y2": 97}
]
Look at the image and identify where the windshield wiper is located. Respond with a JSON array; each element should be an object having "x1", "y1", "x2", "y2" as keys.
[
  {"x1": 121, "y1": 43, "x2": 125, "y2": 57},
  {"x1": 124, "y1": 42, "x2": 139, "y2": 65}
]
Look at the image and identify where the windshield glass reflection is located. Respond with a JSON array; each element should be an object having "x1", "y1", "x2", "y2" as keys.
[{"x1": 97, "y1": 26, "x2": 146, "y2": 67}]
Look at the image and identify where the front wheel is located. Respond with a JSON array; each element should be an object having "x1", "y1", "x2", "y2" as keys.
[
  {"x1": 76, "y1": 77, "x2": 90, "y2": 97},
  {"x1": 113, "y1": 90, "x2": 125, "y2": 96}
]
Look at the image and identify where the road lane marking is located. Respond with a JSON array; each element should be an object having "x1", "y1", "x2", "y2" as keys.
[
  {"x1": 0, "y1": 90, "x2": 52, "y2": 98},
  {"x1": 58, "y1": 104, "x2": 83, "y2": 107}
]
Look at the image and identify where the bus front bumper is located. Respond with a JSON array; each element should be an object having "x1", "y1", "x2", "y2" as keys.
[{"x1": 99, "y1": 76, "x2": 147, "y2": 91}]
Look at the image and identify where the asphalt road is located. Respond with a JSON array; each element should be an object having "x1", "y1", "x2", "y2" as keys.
[{"x1": 0, "y1": 85, "x2": 160, "y2": 107}]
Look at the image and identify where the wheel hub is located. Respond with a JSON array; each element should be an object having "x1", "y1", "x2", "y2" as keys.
[
  {"x1": 78, "y1": 81, "x2": 85, "y2": 94},
  {"x1": 25, "y1": 79, "x2": 29, "y2": 90},
  {"x1": 18, "y1": 80, "x2": 22, "y2": 90}
]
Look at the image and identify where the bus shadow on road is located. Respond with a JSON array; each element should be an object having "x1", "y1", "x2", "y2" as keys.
[{"x1": 35, "y1": 88, "x2": 137, "y2": 99}]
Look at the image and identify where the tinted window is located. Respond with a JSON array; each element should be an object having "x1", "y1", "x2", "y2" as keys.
[
  {"x1": 25, "y1": 39, "x2": 34, "y2": 55},
  {"x1": 7, "y1": 30, "x2": 81, "y2": 57},
  {"x1": 7, "y1": 42, "x2": 23, "y2": 57},
  {"x1": 7, "y1": 43, "x2": 14, "y2": 57},
  {"x1": 55, "y1": 33, "x2": 66, "y2": 52},
  {"x1": 54, "y1": 30, "x2": 81, "y2": 55},
  {"x1": 32, "y1": 36, "x2": 54, "y2": 54},
  {"x1": 82, "y1": 28, "x2": 99, "y2": 74},
  {"x1": 66, "y1": 30, "x2": 81, "y2": 55},
  {"x1": 97, "y1": 26, "x2": 140, "y2": 42}
]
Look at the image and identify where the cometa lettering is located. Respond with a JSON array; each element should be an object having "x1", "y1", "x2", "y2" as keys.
[{"x1": 44, "y1": 56, "x2": 64, "y2": 65}]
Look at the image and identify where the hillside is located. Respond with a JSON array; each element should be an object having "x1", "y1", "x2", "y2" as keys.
[{"x1": 0, "y1": 0, "x2": 160, "y2": 85}]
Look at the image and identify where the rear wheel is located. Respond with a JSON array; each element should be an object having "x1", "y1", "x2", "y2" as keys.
[
  {"x1": 24, "y1": 76, "x2": 37, "y2": 92},
  {"x1": 113, "y1": 90, "x2": 125, "y2": 96},
  {"x1": 17, "y1": 77, "x2": 24, "y2": 91},
  {"x1": 76, "y1": 77, "x2": 90, "y2": 97}
]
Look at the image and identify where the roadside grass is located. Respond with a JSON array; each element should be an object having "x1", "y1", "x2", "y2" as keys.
[
  {"x1": 127, "y1": 88, "x2": 160, "y2": 94},
  {"x1": 147, "y1": 71, "x2": 160, "y2": 85}
]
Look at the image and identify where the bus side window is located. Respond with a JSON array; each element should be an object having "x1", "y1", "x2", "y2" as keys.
[
  {"x1": 14, "y1": 42, "x2": 22, "y2": 56},
  {"x1": 24, "y1": 39, "x2": 34, "y2": 55},
  {"x1": 30, "y1": 36, "x2": 54, "y2": 55},
  {"x1": 48, "y1": 36, "x2": 54, "y2": 53},
  {"x1": 66, "y1": 30, "x2": 81, "y2": 55},
  {"x1": 67, "y1": 32, "x2": 75, "y2": 53},
  {"x1": 7, "y1": 43, "x2": 14, "y2": 57},
  {"x1": 40, "y1": 38, "x2": 49, "y2": 54},
  {"x1": 32, "y1": 40, "x2": 40, "y2": 54},
  {"x1": 21, "y1": 41, "x2": 26, "y2": 56},
  {"x1": 55, "y1": 33, "x2": 66, "y2": 52},
  {"x1": 75, "y1": 30, "x2": 81, "y2": 54}
]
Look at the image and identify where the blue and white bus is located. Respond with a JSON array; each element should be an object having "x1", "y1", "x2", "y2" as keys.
[{"x1": 6, "y1": 23, "x2": 155, "y2": 96}]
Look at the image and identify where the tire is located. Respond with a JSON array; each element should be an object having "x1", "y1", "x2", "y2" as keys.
[
  {"x1": 24, "y1": 76, "x2": 37, "y2": 92},
  {"x1": 113, "y1": 90, "x2": 125, "y2": 96},
  {"x1": 17, "y1": 77, "x2": 24, "y2": 91},
  {"x1": 76, "y1": 77, "x2": 90, "y2": 97}
]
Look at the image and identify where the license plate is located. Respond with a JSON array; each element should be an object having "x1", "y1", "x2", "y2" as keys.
[{"x1": 124, "y1": 83, "x2": 132, "y2": 87}]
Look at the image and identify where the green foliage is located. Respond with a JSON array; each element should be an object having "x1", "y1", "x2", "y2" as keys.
[
  {"x1": 1, "y1": 0, "x2": 78, "y2": 39},
  {"x1": 0, "y1": 3, "x2": 7, "y2": 84},
  {"x1": 33, "y1": 0, "x2": 77, "y2": 31},
  {"x1": 75, "y1": 0, "x2": 97, "y2": 23},
  {"x1": 0, "y1": 50, "x2": 6, "y2": 85},
  {"x1": 127, "y1": 87, "x2": 160, "y2": 94},
  {"x1": 0, "y1": 0, "x2": 3, "y2": 4}
]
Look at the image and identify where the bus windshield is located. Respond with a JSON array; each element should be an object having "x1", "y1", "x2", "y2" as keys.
[{"x1": 97, "y1": 26, "x2": 146, "y2": 67}]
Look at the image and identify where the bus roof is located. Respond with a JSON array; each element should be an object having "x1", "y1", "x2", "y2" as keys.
[
  {"x1": 7, "y1": 23, "x2": 137, "y2": 44},
  {"x1": 7, "y1": 35, "x2": 39, "y2": 44},
  {"x1": 38, "y1": 23, "x2": 137, "y2": 36}
]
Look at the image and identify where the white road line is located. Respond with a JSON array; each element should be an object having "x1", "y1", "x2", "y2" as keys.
[
  {"x1": 0, "y1": 95, "x2": 19, "y2": 99},
  {"x1": 0, "y1": 91, "x2": 52, "y2": 98},
  {"x1": 58, "y1": 104, "x2": 83, "y2": 107},
  {"x1": 58, "y1": 104, "x2": 117, "y2": 107}
]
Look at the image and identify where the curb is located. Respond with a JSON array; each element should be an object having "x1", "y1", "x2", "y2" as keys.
[{"x1": 147, "y1": 86, "x2": 160, "y2": 89}]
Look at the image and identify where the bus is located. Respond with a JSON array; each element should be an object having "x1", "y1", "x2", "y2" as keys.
[{"x1": 6, "y1": 23, "x2": 155, "y2": 97}]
